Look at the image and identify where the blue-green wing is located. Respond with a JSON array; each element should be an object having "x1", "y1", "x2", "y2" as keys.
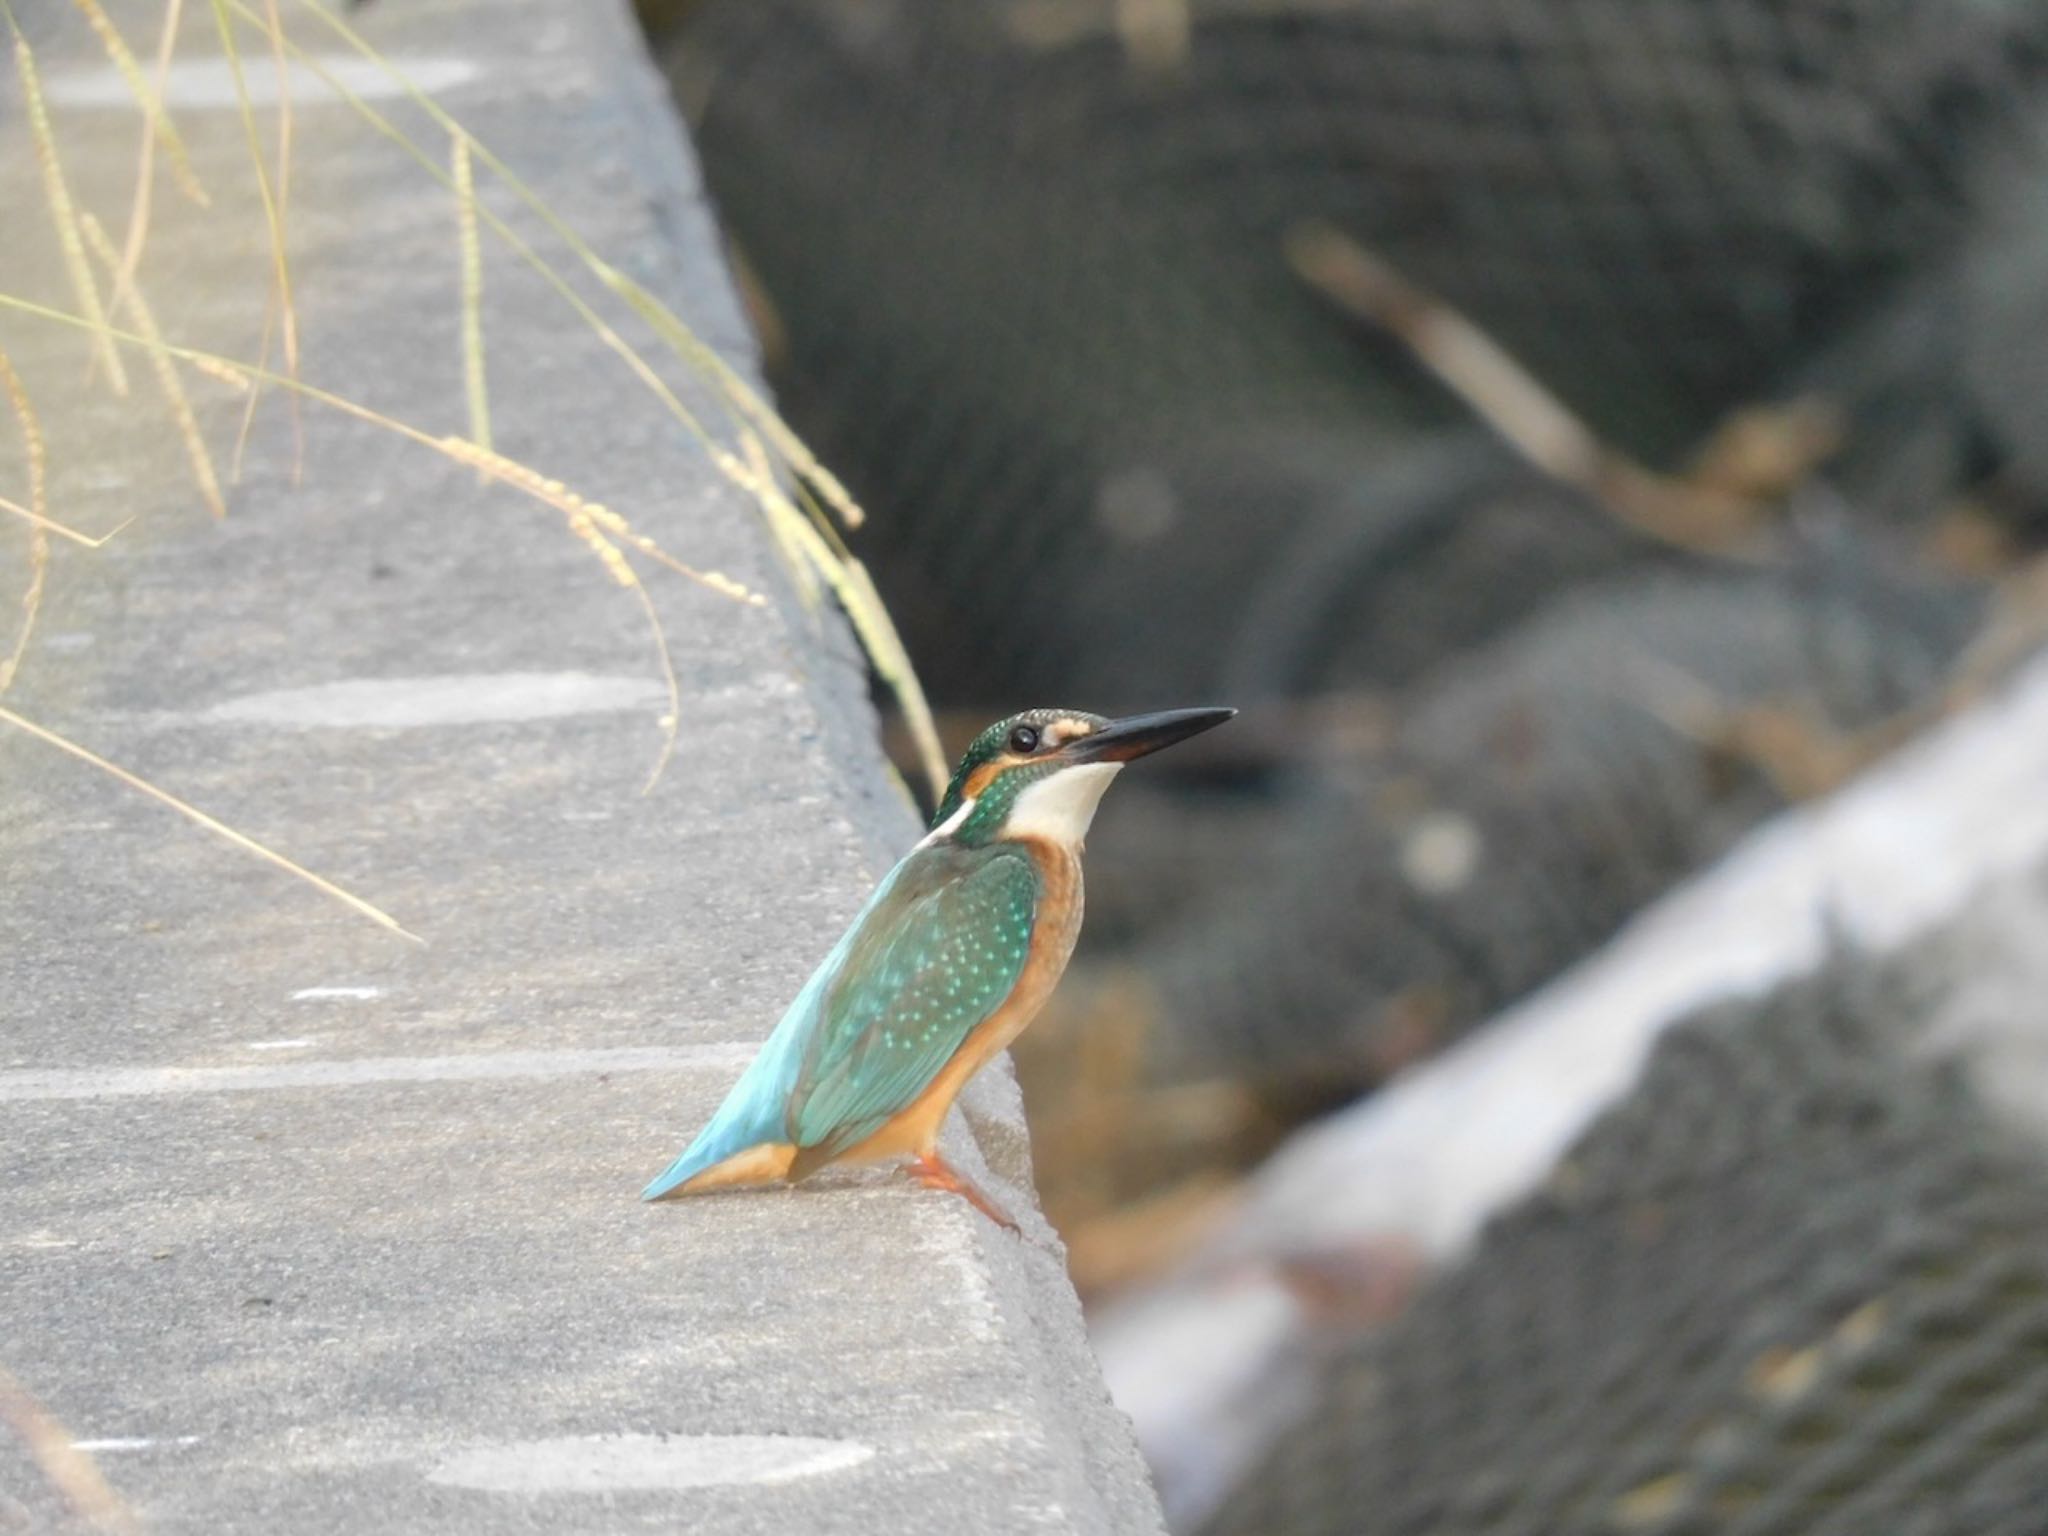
[{"x1": 786, "y1": 842, "x2": 1040, "y2": 1163}]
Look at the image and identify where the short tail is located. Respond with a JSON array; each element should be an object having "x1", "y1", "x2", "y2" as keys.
[
  {"x1": 643, "y1": 1010, "x2": 812, "y2": 1200},
  {"x1": 641, "y1": 1139, "x2": 718, "y2": 1201},
  {"x1": 642, "y1": 1137, "x2": 796, "y2": 1201}
]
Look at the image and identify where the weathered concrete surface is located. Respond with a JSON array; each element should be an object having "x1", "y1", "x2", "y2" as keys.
[{"x1": 0, "y1": 3, "x2": 1164, "y2": 1532}]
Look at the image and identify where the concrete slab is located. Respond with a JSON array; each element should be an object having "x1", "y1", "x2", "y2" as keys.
[{"x1": 0, "y1": 3, "x2": 1164, "y2": 1531}]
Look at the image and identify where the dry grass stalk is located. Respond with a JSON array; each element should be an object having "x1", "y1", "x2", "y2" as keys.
[
  {"x1": 71, "y1": 0, "x2": 205, "y2": 205},
  {"x1": 437, "y1": 433, "x2": 765, "y2": 607},
  {"x1": 116, "y1": 0, "x2": 208, "y2": 318},
  {"x1": 0, "y1": 345, "x2": 50, "y2": 695},
  {"x1": 453, "y1": 131, "x2": 492, "y2": 477},
  {"x1": 9, "y1": 17, "x2": 131, "y2": 395},
  {"x1": 1938, "y1": 549, "x2": 2048, "y2": 710},
  {"x1": 241, "y1": 7, "x2": 875, "y2": 552},
  {"x1": 283, "y1": 0, "x2": 867, "y2": 529},
  {"x1": 0, "y1": 494, "x2": 131, "y2": 548},
  {"x1": 296, "y1": 0, "x2": 872, "y2": 530},
  {"x1": 8, "y1": 0, "x2": 946, "y2": 918},
  {"x1": 183, "y1": 349, "x2": 254, "y2": 393},
  {"x1": 432, "y1": 433, "x2": 788, "y2": 792},
  {"x1": 251, "y1": 4, "x2": 953, "y2": 800},
  {"x1": 0, "y1": 703, "x2": 423, "y2": 942},
  {"x1": 246, "y1": 12, "x2": 717, "y2": 446},
  {"x1": 210, "y1": 0, "x2": 301, "y2": 474},
  {"x1": 0, "y1": 299, "x2": 725, "y2": 909},
  {"x1": 0, "y1": 345, "x2": 50, "y2": 542},
  {"x1": 625, "y1": 572, "x2": 685, "y2": 792},
  {"x1": 1285, "y1": 221, "x2": 1789, "y2": 555},
  {"x1": 6, "y1": 274, "x2": 773, "y2": 789},
  {"x1": 0, "y1": 1364, "x2": 137, "y2": 1534},
  {"x1": 718, "y1": 431, "x2": 949, "y2": 794},
  {"x1": 257, "y1": 0, "x2": 302, "y2": 472},
  {"x1": 80, "y1": 211, "x2": 228, "y2": 519},
  {"x1": 1622, "y1": 651, "x2": 1912, "y2": 800},
  {"x1": 2, "y1": 287, "x2": 766, "y2": 613},
  {"x1": 598, "y1": 263, "x2": 866, "y2": 531},
  {"x1": 436, "y1": 438, "x2": 690, "y2": 788}
]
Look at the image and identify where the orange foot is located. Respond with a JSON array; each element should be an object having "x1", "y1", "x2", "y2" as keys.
[{"x1": 907, "y1": 1152, "x2": 1020, "y2": 1232}]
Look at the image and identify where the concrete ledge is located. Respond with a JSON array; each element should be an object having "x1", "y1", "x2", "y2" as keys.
[{"x1": 0, "y1": 3, "x2": 1164, "y2": 1531}]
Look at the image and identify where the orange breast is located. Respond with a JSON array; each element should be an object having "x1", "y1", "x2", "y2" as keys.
[{"x1": 836, "y1": 837, "x2": 1083, "y2": 1165}]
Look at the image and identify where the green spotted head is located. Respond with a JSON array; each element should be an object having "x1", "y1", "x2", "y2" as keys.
[{"x1": 930, "y1": 706, "x2": 1236, "y2": 849}]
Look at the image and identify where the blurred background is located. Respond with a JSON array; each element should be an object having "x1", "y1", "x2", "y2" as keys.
[{"x1": 640, "y1": 2, "x2": 2048, "y2": 1531}]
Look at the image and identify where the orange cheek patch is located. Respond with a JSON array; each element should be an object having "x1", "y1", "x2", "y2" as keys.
[{"x1": 963, "y1": 757, "x2": 1014, "y2": 800}]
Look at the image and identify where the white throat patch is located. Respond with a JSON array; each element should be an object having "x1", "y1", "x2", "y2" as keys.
[
  {"x1": 1003, "y1": 762, "x2": 1122, "y2": 847},
  {"x1": 919, "y1": 794, "x2": 978, "y2": 848}
]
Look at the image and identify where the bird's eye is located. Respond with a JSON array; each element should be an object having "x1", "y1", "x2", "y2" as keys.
[{"x1": 1008, "y1": 724, "x2": 1041, "y2": 754}]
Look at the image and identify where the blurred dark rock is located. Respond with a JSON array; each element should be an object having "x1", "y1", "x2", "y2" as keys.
[
  {"x1": 650, "y1": 0, "x2": 2048, "y2": 1218},
  {"x1": 1202, "y1": 889, "x2": 2048, "y2": 1536}
]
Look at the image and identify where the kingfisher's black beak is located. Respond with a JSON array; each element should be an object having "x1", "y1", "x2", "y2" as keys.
[{"x1": 1066, "y1": 706, "x2": 1236, "y2": 764}]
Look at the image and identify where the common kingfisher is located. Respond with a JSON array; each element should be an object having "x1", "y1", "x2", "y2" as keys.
[{"x1": 643, "y1": 705, "x2": 1235, "y2": 1227}]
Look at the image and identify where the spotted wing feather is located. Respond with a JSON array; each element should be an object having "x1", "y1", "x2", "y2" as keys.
[{"x1": 786, "y1": 842, "x2": 1040, "y2": 1165}]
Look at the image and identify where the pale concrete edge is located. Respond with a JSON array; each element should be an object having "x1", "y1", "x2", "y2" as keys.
[{"x1": 595, "y1": 6, "x2": 1168, "y2": 1530}]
